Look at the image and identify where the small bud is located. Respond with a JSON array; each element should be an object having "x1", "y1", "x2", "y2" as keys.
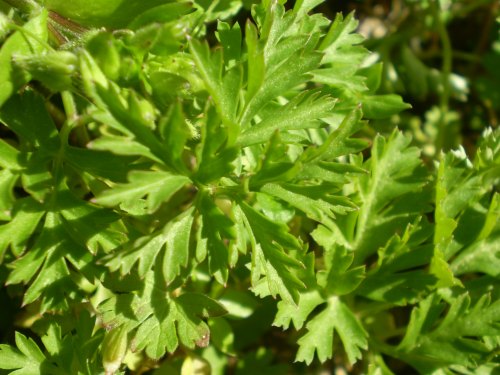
[
  {"x1": 118, "y1": 56, "x2": 139, "y2": 84},
  {"x1": 86, "y1": 32, "x2": 121, "y2": 80},
  {"x1": 102, "y1": 325, "x2": 128, "y2": 375},
  {"x1": 13, "y1": 51, "x2": 77, "y2": 91},
  {"x1": 128, "y1": 91, "x2": 156, "y2": 129}
]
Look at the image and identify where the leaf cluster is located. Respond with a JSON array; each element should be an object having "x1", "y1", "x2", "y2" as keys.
[{"x1": 0, "y1": 0, "x2": 498, "y2": 374}]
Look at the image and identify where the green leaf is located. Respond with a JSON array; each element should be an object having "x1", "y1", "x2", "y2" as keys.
[
  {"x1": 0, "y1": 10, "x2": 48, "y2": 107},
  {"x1": 318, "y1": 245, "x2": 365, "y2": 297},
  {"x1": 352, "y1": 130, "x2": 430, "y2": 263},
  {"x1": 57, "y1": 190, "x2": 125, "y2": 254},
  {"x1": 0, "y1": 169, "x2": 18, "y2": 221},
  {"x1": 82, "y1": 60, "x2": 176, "y2": 167},
  {"x1": 188, "y1": 38, "x2": 242, "y2": 142},
  {"x1": 451, "y1": 193, "x2": 500, "y2": 277},
  {"x1": 293, "y1": 0, "x2": 324, "y2": 18},
  {"x1": 273, "y1": 289, "x2": 323, "y2": 330},
  {"x1": 296, "y1": 296, "x2": 368, "y2": 365},
  {"x1": 397, "y1": 293, "x2": 500, "y2": 370},
  {"x1": 0, "y1": 90, "x2": 59, "y2": 152},
  {"x1": 160, "y1": 102, "x2": 192, "y2": 173},
  {"x1": 0, "y1": 198, "x2": 44, "y2": 259},
  {"x1": 45, "y1": 0, "x2": 178, "y2": 28},
  {"x1": 193, "y1": 107, "x2": 240, "y2": 184},
  {"x1": 127, "y1": 2, "x2": 193, "y2": 30},
  {"x1": 314, "y1": 11, "x2": 367, "y2": 88},
  {"x1": 304, "y1": 106, "x2": 367, "y2": 161},
  {"x1": 65, "y1": 146, "x2": 135, "y2": 183},
  {"x1": 248, "y1": 132, "x2": 303, "y2": 189},
  {"x1": 106, "y1": 207, "x2": 194, "y2": 284},
  {"x1": 4, "y1": 191, "x2": 115, "y2": 311},
  {"x1": 435, "y1": 137, "x2": 499, "y2": 267},
  {"x1": 216, "y1": 21, "x2": 242, "y2": 66},
  {"x1": 239, "y1": 3, "x2": 323, "y2": 127},
  {"x1": 261, "y1": 182, "x2": 355, "y2": 228},
  {"x1": 361, "y1": 94, "x2": 412, "y2": 120},
  {"x1": 13, "y1": 50, "x2": 77, "y2": 92},
  {"x1": 197, "y1": 193, "x2": 236, "y2": 284},
  {"x1": 208, "y1": 317, "x2": 235, "y2": 355},
  {"x1": 237, "y1": 91, "x2": 335, "y2": 147},
  {"x1": 98, "y1": 272, "x2": 226, "y2": 360},
  {"x1": 88, "y1": 135, "x2": 162, "y2": 163},
  {"x1": 0, "y1": 344, "x2": 27, "y2": 369},
  {"x1": 357, "y1": 218, "x2": 437, "y2": 305},
  {"x1": 239, "y1": 202, "x2": 305, "y2": 304},
  {"x1": 94, "y1": 170, "x2": 190, "y2": 213},
  {"x1": 0, "y1": 138, "x2": 20, "y2": 169},
  {"x1": 0, "y1": 334, "x2": 45, "y2": 373},
  {"x1": 0, "y1": 312, "x2": 102, "y2": 374},
  {"x1": 218, "y1": 289, "x2": 259, "y2": 320},
  {"x1": 240, "y1": 44, "x2": 322, "y2": 128}
]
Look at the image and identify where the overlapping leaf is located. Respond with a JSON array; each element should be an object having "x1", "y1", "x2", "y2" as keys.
[
  {"x1": 97, "y1": 272, "x2": 227, "y2": 360},
  {"x1": 351, "y1": 130, "x2": 430, "y2": 263},
  {"x1": 357, "y1": 218, "x2": 437, "y2": 305},
  {"x1": 434, "y1": 129, "x2": 500, "y2": 277},
  {"x1": 93, "y1": 170, "x2": 190, "y2": 213},
  {"x1": 4, "y1": 191, "x2": 121, "y2": 311},
  {"x1": 0, "y1": 312, "x2": 104, "y2": 375},
  {"x1": 237, "y1": 202, "x2": 305, "y2": 304},
  {"x1": 0, "y1": 10, "x2": 48, "y2": 107},
  {"x1": 397, "y1": 292, "x2": 500, "y2": 372},
  {"x1": 105, "y1": 207, "x2": 194, "y2": 284},
  {"x1": 273, "y1": 224, "x2": 367, "y2": 365}
]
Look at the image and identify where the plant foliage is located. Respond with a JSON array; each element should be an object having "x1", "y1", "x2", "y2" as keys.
[{"x1": 0, "y1": 0, "x2": 498, "y2": 373}]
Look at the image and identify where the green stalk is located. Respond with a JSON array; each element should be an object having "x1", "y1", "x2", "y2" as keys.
[{"x1": 430, "y1": 0, "x2": 453, "y2": 153}]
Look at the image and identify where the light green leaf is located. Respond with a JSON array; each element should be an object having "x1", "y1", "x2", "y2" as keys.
[
  {"x1": 237, "y1": 91, "x2": 335, "y2": 147},
  {"x1": 296, "y1": 296, "x2": 367, "y2": 364},
  {"x1": 5, "y1": 196, "x2": 104, "y2": 311},
  {"x1": 218, "y1": 290, "x2": 259, "y2": 320},
  {"x1": 94, "y1": 170, "x2": 190, "y2": 213},
  {"x1": 197, "y1": 194, "x2": 236, "y2": 285},
  {"x1": 209, "y1": 317, "x2": 235, "y2": 355},
  {"x1": 450, "y1": 193, "x2": 500, "y2": 277},
  {"x1": 261, "y1": 182, "x2": 355, "y2": 228},
  {"x1": 398, "y1": 293, "x2": 500, "y2": 370},
  {"x1": 0, "y1": 332, "x2": 54, "y2": 374},
  {"x1": 0, "y1": 138, "x2": 20, "y2": 169},
  {"x1": 188, "y1": 38, "x2": 241, "y2": 142},
  {"x1": 106, "y1": 207, "x2": 194, "y2": 284},
  {"x1": 357, "y1": 219, "x2": 436, "y2": 305},
  {"x1": 239, "y1": 202, "x2": 305, "y2": 304},
  {"x1": 88, "y1": 135, "x2": 163, "y2": 164},
  {"x1": 0, "y1": 10, "x2": 48, "y2": 107},
  {"x1": 315, "y1": 11, "x2": 367, "y2": 87},
  {"x1": 361, "y1": 94, "x2": 411, "y2": 120},
  {"x1": 98, "y1": 273, "x2": 226, "y2": 360},
  {"x1": 0, "y1": 345, "x2": 27, "y2": 369},
  {"x1": 0, "y1": 198, "x2": 44, "y2": 260},
  {"x1": 0, "y1": 169, "x2": 18, "y2": 220},
  {"x1": 353, "y1": 130, "x2": 429, "y2": 263},
  {"x1": 273, "y1": 289, "x2": 323, "y2": 330}
]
